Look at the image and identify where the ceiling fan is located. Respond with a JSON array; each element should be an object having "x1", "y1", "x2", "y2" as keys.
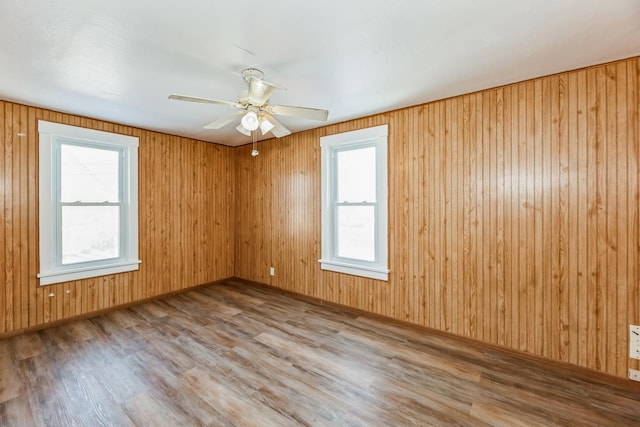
[{"x1": 168, "y1": 68, "x2": 329, "y2": 139}]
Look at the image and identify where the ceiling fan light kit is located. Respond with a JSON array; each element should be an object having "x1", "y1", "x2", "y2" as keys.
[
  {"x1": 259, "y1": 115, "x2": 275, "y2": 134},
  {"x1": 240, "y1": 110, "x2": 259, "y2": 131},
  {"x1": 235, "y1": 123, "x2": 251, "y2": 136},
  {"x1": 168, "y1": 68, "x2": 329, "y2": 153}
]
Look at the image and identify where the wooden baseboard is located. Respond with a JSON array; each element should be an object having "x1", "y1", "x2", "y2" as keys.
[
  {"x1": 0, "y1": 277, "x2": 234, "y2": 341},
  {"x1": 4, "y1": 275, "x2": 637, "y2": 391},
  {"x1": 229, "y1": 276, "x2": 640, "y2": 391}
]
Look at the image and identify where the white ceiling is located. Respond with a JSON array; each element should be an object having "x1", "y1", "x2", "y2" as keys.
[{"x1": 1, "y1": 1, "x2": 639, "y2": 147}]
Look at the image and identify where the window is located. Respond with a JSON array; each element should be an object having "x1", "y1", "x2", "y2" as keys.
[
  {"x1": 320, "y1": 124, "x2": 389, "y2": 280},
  {"x1": 38, "y1": 121, "x2": 140, "y2": 285}
]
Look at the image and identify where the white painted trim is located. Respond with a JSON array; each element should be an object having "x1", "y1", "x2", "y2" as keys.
[
  {"x1": 319, "y1": 124, "x2": 389, "y2": 281},
  {"x1": 38, "y1": 120, "x2": 139, "y2": 148},
  {"x1": 38, "y1": 261, "x2": 141, "y2": 285},
  {"x1": 38, "y1": 120, "x2": 140, "y2": 286},
  {"x1": 320, "y1": 124, "x2": 388, "y2": 148},
  {"x1": 319, "y1": 259, "x2": 389, "y2": 281}
]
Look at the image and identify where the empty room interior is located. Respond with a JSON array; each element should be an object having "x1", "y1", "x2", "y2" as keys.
[{"x1": 1, "y1": 1, "x2": 640, "y2": 425}]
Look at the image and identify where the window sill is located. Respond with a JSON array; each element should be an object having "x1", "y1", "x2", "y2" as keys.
[
  {"x1": 38, "y1": 260, "x2": 141, "y2": 286},
  {"x1": 319, "y1": 259, "x2": 389, "y2": 281}
]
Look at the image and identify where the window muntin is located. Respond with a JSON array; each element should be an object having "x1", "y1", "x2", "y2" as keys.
[
  {"x1": 333, "y1": 144, "x2": 378, "y2": 263},
  {"x1": 38, "y1": 121, "x2": 140, "y2": 286},
  {"x1": 60, "y1": 143, "x2": 120, "y2": 203},
  {"x1": 58, "y1": 141, "x2": 124, "y2": 266},
  {"x1": 320, "y1": 125, "x2": 389, "y2": 281}
]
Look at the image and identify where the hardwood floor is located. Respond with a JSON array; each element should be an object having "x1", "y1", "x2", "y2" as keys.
[{"x1": 1, "y1": 278, "x2": 639, "y2": 426}]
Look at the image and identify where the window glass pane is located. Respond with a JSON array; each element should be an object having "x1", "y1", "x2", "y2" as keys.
[
  {"x1": 61, "y1": 206, "x2": 120, "y2": 264},
  {"x1": 61, "y1": 144, "x2": 120, "y2": 202},
  {"x1": 336, "y1": 146, "x2": 376, "y2": 202},
  {"x1": 336, "y1": 205, "x2": 375, "y2": 261}
]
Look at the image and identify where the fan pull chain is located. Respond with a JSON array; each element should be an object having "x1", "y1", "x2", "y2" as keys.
[{"x1": 251, "y1": 129, "x2": 259, "y2": 157}]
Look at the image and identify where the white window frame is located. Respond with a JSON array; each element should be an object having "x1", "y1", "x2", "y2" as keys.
[
  {"x1": 319, "y1": 124, "x2": 389, "y2": 281},
  {"x1": 38, "y1": 121, "x2": 140, "y2": 286}
]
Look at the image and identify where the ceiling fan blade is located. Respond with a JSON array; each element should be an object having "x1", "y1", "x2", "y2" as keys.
[
  {"x1": 203, "y1": 111, "x2": 245, "y2": 129},
  {"x1": 262, "y1": 113, "x2": 291, "y2": 138},
  {"x1": 247, "y1": 78, "x2": 277, "y2": 105},
  {"x1": 168, "y1": 94, "x2": 241, "y2": 109},
  {"x1": 236, "y1": 124, "x2": 251, "y2": 136},
  {"x1": 268, "y1": 104, "x2": 328, "y2": 122}
]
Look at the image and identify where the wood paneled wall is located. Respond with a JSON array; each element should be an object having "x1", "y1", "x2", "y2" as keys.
[
  {"x1": 235, "y1": 57, "x2": 640, "y2": 378},
  {"x1": 1, "y1": 57, "x2": 637, "y2": 379},
  {"x1": 0, "y1": 102, "x2": 235, "y2": 334}
]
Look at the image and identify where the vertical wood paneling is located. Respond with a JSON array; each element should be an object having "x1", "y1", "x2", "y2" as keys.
[
  {"x1": 234, "y1": 56, "x2": 640, "y2": 378},
  {"x1": 628, "y1": 60, "x2": 640, "y2": 374},
  {"x1": 4, "y1": 103, "x2": 14, "y2": 333},
  {"x1": 495, "y1": 88, "x2": 505, "y2": 347},
  {"x1": 0, "y1": 103, "x2": 5, "y2": 335},
  {"x1": 468, "y1": 93, "x2": 479, "y2": 340},
  {"x1": 615, "y1": 62, "x2": 629, "y2": 375},
  {"x1": 2, "y1": 57, "x2": 637, "y2": 379},
  {"x1": 502, "y1": 85, "x2": 513, "y2": 349},
  {"x1": 566, "y1": 70, "x2": 578, "y2": 366},
  {"x1": 0, "y1": 103, "x2": 235, "y2": 335},
  {"x1": 558, "y1": 73, "x2": 570, "y2": 364}
]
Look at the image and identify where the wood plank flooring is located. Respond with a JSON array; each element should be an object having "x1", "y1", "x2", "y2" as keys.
[{"x1": 1, "y1": 278, "x2": 639, "y2": 426}]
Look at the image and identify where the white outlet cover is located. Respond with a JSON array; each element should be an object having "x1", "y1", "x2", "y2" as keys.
[
  {"x1": 630, "y1": 325, "x2": 640, "y2": 360},
  {"x1": 629, "y1": 368, "x2": 640, "y2": 382}
]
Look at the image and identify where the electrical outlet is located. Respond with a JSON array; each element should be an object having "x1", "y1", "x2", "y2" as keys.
[
  {"x1": 270, "y1": 267, "x2": 275, "y2": 276},
  {"x1": 629, "y1": 369, "x2": 640, "y2": 382},
  {"x1": 630, "y1": 325, "x2": 640, "y2": 360}
]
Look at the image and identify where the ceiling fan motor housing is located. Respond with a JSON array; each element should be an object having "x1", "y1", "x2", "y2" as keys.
[
  {"x1": 168, "y1": 67, "x2": 328, "y2": 139},
  {"x1": 241, "y1": 68, "x2": 265, "y2": 82}
]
